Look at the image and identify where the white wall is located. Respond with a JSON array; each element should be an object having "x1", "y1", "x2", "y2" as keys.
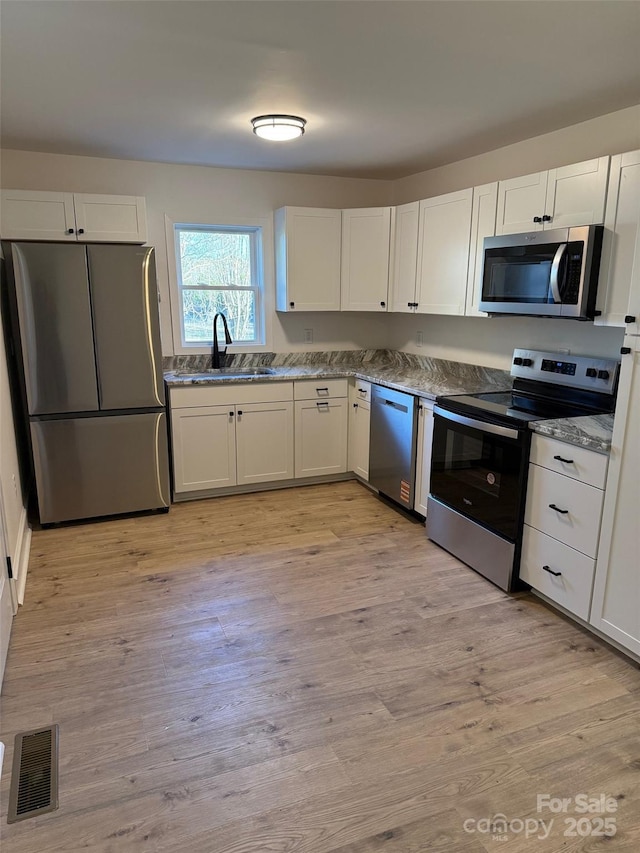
[
  {"x1": 0, "y1": 150, "x2": 393, "y2": 355},
  {"x1": 394, "y1": 105, "x2": 640, "y2": 203}
]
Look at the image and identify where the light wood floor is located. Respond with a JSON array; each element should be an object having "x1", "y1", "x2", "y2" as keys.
[{"x1": 1, "y1": 481, "x2": 639, "y2": 852}]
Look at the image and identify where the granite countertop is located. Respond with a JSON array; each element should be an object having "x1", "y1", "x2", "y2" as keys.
[
  {"x1": 530, "y1": 413, "x2": 615, "y2": 454},
  {"x1": 163, "y1": 350, "x2": 512, "y2": 401}
]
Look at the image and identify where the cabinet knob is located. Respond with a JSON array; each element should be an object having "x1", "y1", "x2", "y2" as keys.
[
  {"x1": 533, "y1": 216, "x2": 542, "y2": 223},
  {"x1": 77, "y1": 228, "x2": 85, "y2": 234},
  {"x1": 621, "y1": 346, "x2": 632, "y2": 355},
  {"x1": 237, "y1": 410, "x2": 243, "y2": 416},
  {"x1": 380, "y1": 301, "x2": 386, "y2": 307},
  {"x1": 625, "y1": 315, "x2": 637, "y2": 324},
  {"x1": 229, "y1": 411, "x2": 234, "y2": 417},
  {"x1": 542, "y1": 215, "x2": 552, "y2": 222},
  {"x1": 289, "y1": 301, "x2": 295, "y2": 308},
  {"x1": 353, "y1": 402, "x2": 358, "y2": 408},
  {"x1": 66, "y1": 228, "x2": 75, "y2": 234}
]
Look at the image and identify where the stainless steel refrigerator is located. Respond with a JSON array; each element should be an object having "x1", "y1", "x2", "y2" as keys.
[{"x1": 3, "y1": 241, "x2": 170, "y2": 524}]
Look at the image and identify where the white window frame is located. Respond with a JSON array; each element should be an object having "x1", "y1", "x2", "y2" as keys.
[{"x1": 166, "y1": 216, "x2": 272, "y2": 355}]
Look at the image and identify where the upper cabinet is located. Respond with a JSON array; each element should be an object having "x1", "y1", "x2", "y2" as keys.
[
  {"x1": 389, "y1": 201, "x2": 420, "y2": 313},
  {"x1": 341, "y1": 207, "x2": 392, "y2": 311},
  {"x1": 275, "y1": 206, "x2": 342, "y2": 312},
  {"x1": 595, "y1": 150, "x2": 640, "y2": 334},
  {"x1": 465, "y1": 183, "x2": 498, "y2": 318},
  {"x1": 496, "y1": 157, "x2": 609, "y2": 235},
  {"x1": 415, "y1": 188, "x2": 473, "y2": 315},
  {"x1": 0, "y1": 190, "x2": 147, "y2": 243}
]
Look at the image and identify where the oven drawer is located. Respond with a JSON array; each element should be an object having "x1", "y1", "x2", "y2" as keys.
[
  {"x1": 530, "y1": 434, "x2": 608, "y2": 489},
  {"x1": 520, "y1": 524, "x2": 596, "y2": 620},
  {"x1": 525, "y1": 463, "x2": 604, "y2": 557}
]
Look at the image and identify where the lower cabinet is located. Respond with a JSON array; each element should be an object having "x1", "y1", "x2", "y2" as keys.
[
  {"x1": 170, "y1": 383, "x2": 294, "y2": 495},
  {"x1": 294, "y1": 379, "x2": 349, "y2": 478},
  {"x1": 414, "y1": 399, "x2": 435, "y2": 516},
  {"x1": 348, "y1": 381, "x2": 371, "y2": 480},
  {"x1": 520, "y1": 433, "x2": 607, "y2": 621}
]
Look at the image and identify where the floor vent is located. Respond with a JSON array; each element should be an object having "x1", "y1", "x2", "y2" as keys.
[{"x1": 7, "y1": 725, "x2": 59, "y2": 823}]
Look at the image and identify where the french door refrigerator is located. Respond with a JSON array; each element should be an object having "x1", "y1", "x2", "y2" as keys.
[{"x1": 4, "y1": 241, "x2": 170, "y2": 524}]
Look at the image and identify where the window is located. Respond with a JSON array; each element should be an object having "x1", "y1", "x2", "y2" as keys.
[{"x1": 174, "y1": 224, "x2": 264, "y2": 347}]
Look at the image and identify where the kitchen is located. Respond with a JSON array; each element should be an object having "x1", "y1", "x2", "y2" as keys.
[{"x1": 1, "y1": 1, "x2": 640, "y2": 850}]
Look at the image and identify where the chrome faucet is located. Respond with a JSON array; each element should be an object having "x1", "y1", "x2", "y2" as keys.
[{"x1": 212, "y1": 312, "x2": 233, "y2": 369}]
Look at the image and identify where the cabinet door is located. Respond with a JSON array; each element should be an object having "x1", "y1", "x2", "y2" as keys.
[
  {"x1": 414, "y1": 401, "x2": 434, "y2": 517},
  {"x1": 275, "y1": 207, "x2": 341, "y2": 311},
  {"x1": 596, "y1": 150, "x2": 640, "y2": 333},
  {"x1": 348, "y1": 391, "x2": 370, "y2": 481},
  {"x1": 73, "y1": 194, "x2": 147, "y2": 243},
  {"x1": 341, "y1": 208, "x2": 391, "y2": 311},
  {"x1": 415, "y1": 189, "x2": 472, "y2": 315},
  {"x1": 590, "y1": 346, "x2": 640, "y2": 655},
  {"x1": 0, "y1": 189, "x2": 76, "y2": 241},
  {"x1": 295, "y1": 398, "x2": 348, "y2": 477},
  {"x1": 235, "y1": 401, "x2": 294, "y2": 484},
  {"x1": 465, "y1": 183, "x2": 498, "y2": 317},
  {"x1": 171, "y1": 405, "x2": 236, "y2": 493},
  {"x1": 496, "y1": 172, "x2": 547, "y2": 235},
  {"x1": 389, "y1": 202, "x2": 419, "y2": 312},
  {"x1": 544, "y1": 157, "x2": 609, "y2": 229}
]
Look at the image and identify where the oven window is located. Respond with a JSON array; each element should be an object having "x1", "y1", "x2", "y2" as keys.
[{"x1": 430, "y1": 416, "x2": 526, "y2": 541}]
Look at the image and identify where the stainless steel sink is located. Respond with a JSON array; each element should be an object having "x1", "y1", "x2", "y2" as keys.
[{"x1": 173, "y1": 367, "x2": 276, "y2": 380}]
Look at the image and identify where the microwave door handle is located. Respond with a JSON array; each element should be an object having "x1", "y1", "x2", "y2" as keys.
[{"x1": 549, "y1": 243, "x2": 567, "y2": 303}]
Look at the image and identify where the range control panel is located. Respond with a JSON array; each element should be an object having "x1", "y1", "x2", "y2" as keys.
[{"x1": 511, "y1": 349, "x2": 619, "y2": 394}]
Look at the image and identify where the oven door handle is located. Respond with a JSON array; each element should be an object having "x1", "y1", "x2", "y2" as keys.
[
  {"x1": 433, "y1": 405, "x2": 520, "y2": 440},
  {"x1": 549, "y1": 243, "x2": 567, "y2": 303}
]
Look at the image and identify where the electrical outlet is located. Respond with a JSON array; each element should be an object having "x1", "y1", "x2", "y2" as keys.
[
  {"x1": 416, "y1": 330, "x2": 424, "y2": 347},
  {"x1": 303, "y1": 328, "x2": 313, "y2": 344}
]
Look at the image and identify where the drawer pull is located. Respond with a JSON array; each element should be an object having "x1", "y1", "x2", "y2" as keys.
[
  {"x1": 316, "y1": 387, "x2": 329, "y2": 393},
  {"x1": 542, "y1": 565, "x2": 562, "y2": 577},
  {"x1": 549, "y1": 503, "x2": 569, "y2": 514},
  {"x1": 553, "y1": 454, "x2": 574, "y2": 464},
  {"x1": 316, "y1": 401, "x2": 330, "y2": 408}
]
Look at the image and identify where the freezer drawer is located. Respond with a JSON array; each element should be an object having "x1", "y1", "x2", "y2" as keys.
[{"x1": 31, "y1": 413, "x2": 170, "y2": 523}]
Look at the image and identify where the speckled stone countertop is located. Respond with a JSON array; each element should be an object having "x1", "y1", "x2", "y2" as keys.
[
  {"x1": 530, "y1": 413, "x2": 615, "y2": 454},
  {"x1": 163, "y1": 350, "x2": 512, "y2": 401}
]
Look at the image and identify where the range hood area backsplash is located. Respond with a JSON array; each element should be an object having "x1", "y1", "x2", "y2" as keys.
[{"x1": 162, "y1": 349, "x2": 512, "y2": 388}]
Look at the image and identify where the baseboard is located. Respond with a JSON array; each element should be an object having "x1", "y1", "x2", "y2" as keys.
[
  {"x1": 13, "y1": 507, "x2": 31, "y2": 605},
  {"x1": 173, "y1": 472, "x2": 357, "y2": 502}
]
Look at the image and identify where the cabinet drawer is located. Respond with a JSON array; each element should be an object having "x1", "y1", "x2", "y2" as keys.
[
  {"x1": 353, "y1": 379, "x2": 371, "y2": 403},
  {"x1": 525, "y1": 464, "x2": 604, "y2": 557},
  {"x1": 530, "y1": 434, "x2": 608, "y2": 489},
  {"x1": 170, "y1": 381, "x2": 293, "y2": 409},
  {"x1": 294, "y1": 378, "x2": 348, "y2": 400},
  {"x1": 520, "y1": 525, "x2": 596, "y2": 621}
]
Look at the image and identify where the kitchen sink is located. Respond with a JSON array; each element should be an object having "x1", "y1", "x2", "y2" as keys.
[{"x1": 173, "y1": 367, "x2": 277, "y2": 380}]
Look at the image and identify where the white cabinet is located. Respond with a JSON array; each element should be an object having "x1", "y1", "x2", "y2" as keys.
[
  {"x1": 171, "y1": 405, "x2": 237, "y2": 492},
  {"x1": 348, "y1": 381, "x2": 371, "y2": 480},
  {"x1": 294, "y1": 379, "x2": 348, "y2": 477},
  {"x1": 0, "y1": 190, "x2": 147, "y2": 243},
  {"x1": 275, "y1": 207, "x2": 342, "y2": 311},
  {"x1": 341, "y1": 207, "x2": 392, "y2": 311},
  {"x1": 496, "y1": 157, "x2": 609, "y2": 235},
  {"x1": 389, "y1": 201, "x2": 420, "y2": 312},
  {"x1": 415, "y1": 189, "x2": 473, "y2": 315},
  {"x1": 414, "y1": 399, "x2": 435, "y2": 517},
  {"x1": 590, "y1": 343, "x2": 640, "y2": 656},
  {"x1": 595, "y1": 150, "x2": 640, "y2": 333},
  {"x1": 170, "y1": 382, "x2": 294, "y2": 496},
  {"x1": 465, "y1": 183, "x2": 498, "y2": 317},
  {"x1": 521, "y1": 433, "x2": 608, "y2": 621}
]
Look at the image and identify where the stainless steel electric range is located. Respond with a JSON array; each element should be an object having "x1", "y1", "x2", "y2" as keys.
[{"x1": 426, "y1": 348, "x2": 619, "y2": 592}]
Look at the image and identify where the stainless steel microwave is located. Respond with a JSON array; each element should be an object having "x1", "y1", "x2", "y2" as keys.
[{"x1": 479, "y1": 225, "x2": 604, "y2": 319}]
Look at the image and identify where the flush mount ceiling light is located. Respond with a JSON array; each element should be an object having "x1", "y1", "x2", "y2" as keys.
[{"x1": 251, "y1": 114, "x2": 306, "y2": 141}]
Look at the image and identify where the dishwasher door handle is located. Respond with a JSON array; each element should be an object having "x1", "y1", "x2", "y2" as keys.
[{"x1": 380, "y1": 398, "x2": 408, "y2": 413}]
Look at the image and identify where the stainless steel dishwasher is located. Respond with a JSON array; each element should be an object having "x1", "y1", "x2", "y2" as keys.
[{"x1": 369, "y1": 384, "x2": 418, "y2": 509}]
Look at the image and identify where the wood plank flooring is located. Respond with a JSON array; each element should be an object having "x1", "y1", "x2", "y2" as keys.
[{"x1": 1, "y1": 481, "x2": 639, "y2": 852}]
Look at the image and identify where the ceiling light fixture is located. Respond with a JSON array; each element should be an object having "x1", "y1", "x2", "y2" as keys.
[{"x1": 251, "y1": 114, "x2": 306, "y2": 141}]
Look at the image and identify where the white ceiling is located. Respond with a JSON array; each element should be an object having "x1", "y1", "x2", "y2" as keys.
[{"x1": 1, "y1": 1, "x2": 639, "y2": 180}]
